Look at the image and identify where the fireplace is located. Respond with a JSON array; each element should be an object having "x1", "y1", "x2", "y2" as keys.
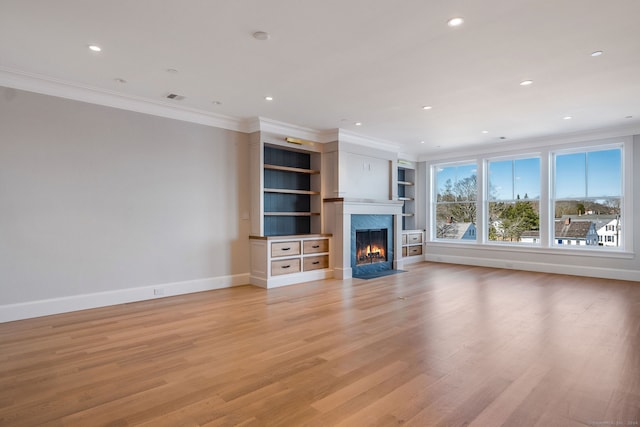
[
  {"x1": 351, "y1": 214, "x2": 394, "y2": 277},
  {"x1": 355, "y1": 229, "x2": 387, "y2": 265}
]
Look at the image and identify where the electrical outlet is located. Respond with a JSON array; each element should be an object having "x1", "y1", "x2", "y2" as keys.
[{"x1": 153, "y1": 288, "x2": 165, "y2": 296}]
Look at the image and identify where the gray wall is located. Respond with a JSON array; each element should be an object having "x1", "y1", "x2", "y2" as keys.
[{"x1": 0, "y1": 87, "x2": 250, "y2": 305}]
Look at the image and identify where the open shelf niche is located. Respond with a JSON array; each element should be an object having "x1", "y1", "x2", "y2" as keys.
[
  {"x1": 397, "y1": 159, "x2": 425, "y2": 262},
  {"x1": 262, "y1": 144, "x2": 322, "y2": 236}
]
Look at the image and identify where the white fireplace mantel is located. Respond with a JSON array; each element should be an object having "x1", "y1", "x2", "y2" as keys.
[{"x1": 323, "y1": 198, "x2": 404, "y2": 279}]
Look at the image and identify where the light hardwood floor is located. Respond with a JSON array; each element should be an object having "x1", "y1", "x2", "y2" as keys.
[{"x1": 1, "y1": 262, "x2": 639, "y2": 426}]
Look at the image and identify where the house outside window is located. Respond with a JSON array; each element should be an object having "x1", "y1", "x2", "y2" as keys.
[
  {"x1": 487, "y1": 157, "x2": 540, "y2": 244},
  {"x1": 552, "y1": 147, "x2": 622, "y2": 249},
  {"x1": 433, "y1": 163, "x2": 477, "y2": 241},
  {"x1": 429, "y1": 137, "x2": 631, "y2": 253}
]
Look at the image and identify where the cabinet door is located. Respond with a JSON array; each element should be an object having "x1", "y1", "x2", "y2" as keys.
[
  {"x1": 408, "y1": 246, "x2": 423, "y2": 256},
  {"x1": 271, "y1": 241, "x2": 301, "y2": 257},
  {"x1": 303, "y1": 239, "x2": 328, "y2": 254},
  {"x1": 303, "y1": 255, "x2": 329, "y2": 271},
  {"x1": 271, "y1": 258, "x2": 301, "y2": 276},
  {"x1": 407, "y1": 233, "x2": 423, "y2": 244}
]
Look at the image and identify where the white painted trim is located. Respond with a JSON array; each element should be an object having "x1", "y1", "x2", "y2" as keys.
[
  {"x1": 420, "y1": 126, "x2": 640, "y2": 162},
  {"x1": 0, "y1": 273, "x2": 249, "y2": 323},
  {"x1": 338, "y1": 129, "x2": 401, "y2": 152},
  {"x1": 424, "y1": 254, "x2": 640, "y2": 282},
  {"x1": 333, "y1": 267, "x2": 353, "y2": 280},
  {"x1": 251, "y1": 269, "x2": 334, "y2": 289},
  {"x1": 0, "y1": 67, "x2": 246, "y2": 132}
]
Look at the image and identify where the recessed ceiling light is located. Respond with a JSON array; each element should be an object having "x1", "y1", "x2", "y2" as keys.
[
  {"x1": 212, "y1": 101, "x2": 222, "y2": 105},
  {"x1": 482, "y1": 130, "x2": 489, "y2": 134},
  {"x1": 591, "y1": 51, "x2": 603, "y2": 57},
  {"x1": 563, "y1": 116, "x2": 572, "y2": 120},
  {"x1": 166, "y1": 68, "x2": 178, "y2": 74},
  {"x1": 114, "y1": 78, "x2": 127, "y2": 84},
  {"x1": 355, "y1": 122, "x2": 362, "y2": 126},
  {"x1": 88, "y1": 44, "x2": 101, "y2": 52},
  {"x1": 253, "y1": 31, "x2": 270, "y2": 41},
  {"x1": 447, "y1": 17, "x2": 464, "y2": 27},
  {"x1": 520, "y1": 80, "x2": 533, "y2": 86},
  {"x1": 624, "y1": 115, "x2": 632, "y2": 119},
  {"x1": 499, "y1": 136, "x2": 507, "y2": 140},
  {"x1": 422, "y1": 106, "x2": 433, "y2": 110},
  {"x1": 265, "y1": 96, "x2": 273, "y2": 101},
  {"x1": 420, "y1": 141, "x2": 425, "y2": 144}
]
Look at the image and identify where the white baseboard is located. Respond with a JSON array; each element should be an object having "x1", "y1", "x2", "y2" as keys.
[
  {"x1": 0, "y1": 273, "x2": 249, "y2": 323},
  {"x1": 250, "y1": 269, "x2": 334, "y2": 289},
  {"x1": 424, "y1": 254, "x2": 640, "y2": 282}
]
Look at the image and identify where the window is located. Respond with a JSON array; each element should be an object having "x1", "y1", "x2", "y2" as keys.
[
  {"x1": 552, "y1": 147, "x2": 622, "y2": 249},
  {"x1": 429, "y1": 137, "x2": 631, "y2": 253},
  {"x1": 487, "y1": 157, "x2": 540, "y2": 243},
  {"x1": 433, "y1": 163, "x2": 477, "y2": 240}
]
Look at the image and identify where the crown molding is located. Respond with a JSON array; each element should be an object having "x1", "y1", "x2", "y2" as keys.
[
  {"x1": 337, "y1": 129, "x2": 400, "y2": 153},
  {"x1": 250, "y1": 117, "x2": 339, "y2": 142},
  {"x1": 0, "y1": 67, "x2": 245, "y2": 132},
  {"x1": 419, "y1": 123, "x2": 640, "y2": 162}
]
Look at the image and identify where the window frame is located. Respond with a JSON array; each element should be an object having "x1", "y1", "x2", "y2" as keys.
[
  {"x1": 485, "y1": 153, "x2": 542, "y2": 246},
  {"x1": 427, "y1": 136, "x2": 633, "y2": 256},
  {"x1": 550, "y1": 142, "x2": 626, "y2": 251},
  {"x1": 431, "y1": 160, "x2": 479, "y2": 243}
]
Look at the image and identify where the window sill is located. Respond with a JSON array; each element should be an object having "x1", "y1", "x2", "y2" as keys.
[{"x1": 426, "y1": 240, "x2": 635, "y2": 260}]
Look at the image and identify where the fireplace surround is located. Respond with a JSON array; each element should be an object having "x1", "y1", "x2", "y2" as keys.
[
  {"x1": 323, "y1": 198, "x2": 404, "y2": 279},
  {"x1": 351, "y1": 214, "x2": 394, "y2": 276}
]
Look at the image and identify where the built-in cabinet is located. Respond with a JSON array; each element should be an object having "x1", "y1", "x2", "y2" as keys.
[
  {"x1": 263, "y1": 145, "x2": 322, "y2": 236},
  {"x1": 397, "y1": 163, "x2": 416, "y2": 230},
  {"x1": 249, "y1": 134, "x2": 331, "y2": 288},
  {"x1": 398, "y1": 160, "x2": 425, "y2": 263},
  {"x1": 249, "y1": 234, "x2": 332, "y2": 288},
  {"x1": 402, "y1": 230, "x2": 424, "y2": 258}
]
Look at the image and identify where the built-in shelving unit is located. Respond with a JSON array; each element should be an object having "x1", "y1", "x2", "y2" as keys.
[
  {"x1": 398, "y1": 160, "x2": 424, "y2": 263},
  {"x1": 249, "y1": 134, "x2": 331, "y2": 288},
  {"x1": 397, "y1": 165, "x2": 416, "y2": 231},
  {"x1": 263, "y1": 145, "x2": 322, "y2": 236}
]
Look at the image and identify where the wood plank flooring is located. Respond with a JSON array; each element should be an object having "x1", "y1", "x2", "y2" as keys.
[{"x1": 1, "y1": 262, "x2": 639, "y2": 426}]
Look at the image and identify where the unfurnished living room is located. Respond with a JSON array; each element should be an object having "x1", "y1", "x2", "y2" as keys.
[{"x1": 1, "y1": 1, "x2": 639, "y2": 426}]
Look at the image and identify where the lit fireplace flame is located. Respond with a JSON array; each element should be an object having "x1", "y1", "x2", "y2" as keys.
[{"x1": 357, "y1": 244, "x2": 386, "y2": 264}]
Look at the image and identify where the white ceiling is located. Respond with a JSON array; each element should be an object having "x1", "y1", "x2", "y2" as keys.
[{"x1": 1, "y1": 0, "x2": 639, "y2": 155}]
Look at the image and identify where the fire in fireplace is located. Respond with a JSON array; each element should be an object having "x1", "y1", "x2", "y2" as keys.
[{"x1": 355, "y1": 229, "x2": 388, "y2": 266}]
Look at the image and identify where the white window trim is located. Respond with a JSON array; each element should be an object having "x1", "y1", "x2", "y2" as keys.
[
  {"x1": 430, "y1": 159, "x2": 480, "y2": 242},
  {"x1": 427, "y1": 136, "x2": 634, "y2": 257}
]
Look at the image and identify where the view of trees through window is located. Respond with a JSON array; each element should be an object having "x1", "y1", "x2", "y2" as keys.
[
  {"x1": 432, "y1": 144, "x2": 624, "y2": 249},
  {"x1": 435, "y1": 164, "x2": 477, "y2": 240},
  {"x1": 488, "y1": 158, "x2": 540, "y2": 243}
]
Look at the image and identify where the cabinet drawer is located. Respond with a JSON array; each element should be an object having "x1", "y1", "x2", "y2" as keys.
[
  {"x1": 303, "y1": 255, "x2": 329, "y2": 271},
  {"x1": 407, "y1": 233, "x2": 423, "y2": 244},
  {"x1": 271, "y1": 241, "x2": 301, "y2": 258},
  {"x1": 408, "y1": 245, "x2": 423, "y2": 256},
  {"x1": 271, "y1": 258, "x2": 301, "y2": 276},
  {"x1": 402, "y1": 234, "x2": 408, "y2": 245},
  {"x1": 303, "y1": 239, "x2": 328, "y2": 254},
  {"x1": 402, "y1": 246, "x2": 407, "y2": 257}
]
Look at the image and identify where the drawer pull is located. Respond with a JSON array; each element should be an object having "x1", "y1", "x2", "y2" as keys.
[
  {"x1": 281, "y1": 265, "x2": 290, "y2": 269},
  {"x1": 281, "y1": 247, "x2": 291, "y2": 251},
  {"x1": 312, "y1": 245, "x2": 320, "y2": 248},
  {"x1": 312, "y1": 261, "x2": 320, "y2": 265}
]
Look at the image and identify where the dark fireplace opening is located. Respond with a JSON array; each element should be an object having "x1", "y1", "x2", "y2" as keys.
[{"x1": 355, "y1": 229, "x2": 388, "y2": 266}]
